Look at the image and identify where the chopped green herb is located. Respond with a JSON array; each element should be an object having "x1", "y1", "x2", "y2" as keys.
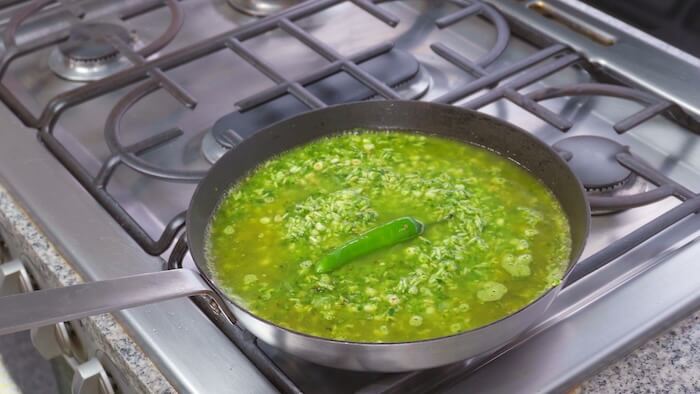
[{"x1": 207, "y1": 131, "x2": 571, "y2": 342}]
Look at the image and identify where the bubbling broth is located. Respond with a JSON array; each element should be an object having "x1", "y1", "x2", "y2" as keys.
[{"x1": 206, "y1": 130, "x2": 571, "y2": 342}]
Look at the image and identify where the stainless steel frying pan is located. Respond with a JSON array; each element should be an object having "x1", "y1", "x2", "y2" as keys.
[{"x1": 0, "y1": 101, "x2": 590, "y2": 372}]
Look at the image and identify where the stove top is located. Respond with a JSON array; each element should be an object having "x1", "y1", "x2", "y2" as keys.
[{"x1": 0, "y1": 0, "x2": 698, "y2": 393}]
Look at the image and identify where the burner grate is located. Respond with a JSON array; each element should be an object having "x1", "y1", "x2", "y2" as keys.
[
  {"x1": 0, "y1": 0, "x2": 184, "y2": 119},
  {"x1": 0, "y1": 1, "x2": 699, "y2": 393},
  {"x1": 437, "y1": 0, "x2": 510, "y2": 67},
  {"x1": 3, "y1": 0, "x2": 403, "y2": 254}
]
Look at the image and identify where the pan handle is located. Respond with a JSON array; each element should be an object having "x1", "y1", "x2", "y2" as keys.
[{"x1": 0, "y1": 269, "x2": 224, "y2": 336}]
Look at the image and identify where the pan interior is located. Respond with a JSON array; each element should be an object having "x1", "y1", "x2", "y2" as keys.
[
  {"x1": 189, "y1": 103, "x2": 585, "y2": 344},
  {"x1": 190, "y1": 103, "x2": 588, "y2": 276}
]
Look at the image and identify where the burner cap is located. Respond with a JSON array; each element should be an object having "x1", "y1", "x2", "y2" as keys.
[
  {"x1": 201, "y1": 128, "x2": 232, "y2": 164},
  {"x1": 59, "y1": 23, "x2": 132, "y2": 63},
  {"x1": 49, "y1": 23, "x2": 135, "y2": 81},
  {"x1": 227, "y1": 0, "x2": 301, "y2": 16},
  {"x1": 553, "y1": 135, "x2": 631, "y2": 191}
]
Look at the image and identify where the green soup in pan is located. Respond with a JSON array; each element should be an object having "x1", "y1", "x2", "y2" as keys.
[{"x1": 206, "y1": 131, "x2": 571, "y2": 342}]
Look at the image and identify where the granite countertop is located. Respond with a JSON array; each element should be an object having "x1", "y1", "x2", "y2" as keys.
[
  {"x1": 0, "y1": 181, "x2": 698, "y2": 393},
  {"x1": 581, "y1": 311, "x2": 700, "y2": 393}
]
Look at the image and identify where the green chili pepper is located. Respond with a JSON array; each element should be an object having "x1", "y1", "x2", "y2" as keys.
[{"x1": 316, "y1": 216, "x2": 424, "y2": 274}]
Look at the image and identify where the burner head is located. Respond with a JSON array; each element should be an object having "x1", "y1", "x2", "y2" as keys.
[
  {"x1": 49, "y1": 23, "x2": 134, "y2": 81},
  {"x1": 201, "y1": 65, "x2": 432, "y2": 164},
  {"x1": 201, "y1": 128, "x2": 233, "y2": 164},
  {"x1": 227, "y1": 0, "x2": 303, "y2": 16},
  {"x1": 553, "y1": 135, "x2": 632, "y2": 191},
  {"x1": 59, "y1": 23, "x2": 131, "y2": 63},
  {"x1": 202, "y1": 49, "x2": 430, "y2": 164}
]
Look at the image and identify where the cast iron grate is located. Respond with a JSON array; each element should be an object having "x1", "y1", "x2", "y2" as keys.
[
  {"x1": 0, "y1": 0, "x2": 185, "y2": 123},
  {"x1": 1, "y1": 0, "x2": 693, "y2": 257},
  {"x1": 2, "y1": 0, "x2": 404, "y2": 254},
  {"x1": 0, "y1": 1, "x2": 699, "y2": 393}
]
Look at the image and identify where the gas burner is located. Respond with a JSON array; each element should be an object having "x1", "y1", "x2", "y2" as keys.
[
  {"x1": 374, "y1": 64, "x2": 431, "y2": 101},
  {"x1": 201, "y1": 65, "x2": 431, "y2": 164},
  {"x1": 227, "y1": 0, "x2": 303, "y2": 16},
  {"x1": 586, "y1": 174, "x2": 654, "y2": 216},
  {"x1": 202, "y1": 48, "x2": 430, "y2": 164},
  {"x1": 553, "y1": 135, "x2": 632, "y2": 191},
  {"x1": 201, "y1": 128, "x2": 232, "y2": 164},
  {"x1": 49, "y1": 23, "x2": 135, "y2": 82}
]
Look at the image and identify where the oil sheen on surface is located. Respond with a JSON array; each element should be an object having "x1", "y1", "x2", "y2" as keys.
[{"x1": 206, "y1": 131, "x2": 571, "y2": 342}]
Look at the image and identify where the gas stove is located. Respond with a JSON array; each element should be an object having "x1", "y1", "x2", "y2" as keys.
[{"x1": 0, "y1": 0, "x2": 698, "y2": 393}]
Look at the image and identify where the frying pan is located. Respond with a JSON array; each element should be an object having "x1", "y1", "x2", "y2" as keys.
[{"x1": 0, "y1": 101, "x2": 590, "y2": 372}]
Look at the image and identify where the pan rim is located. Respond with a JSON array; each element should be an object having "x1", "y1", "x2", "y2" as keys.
[{"x1": 186, "y1": 100, "x2": 591, "y2": 347}]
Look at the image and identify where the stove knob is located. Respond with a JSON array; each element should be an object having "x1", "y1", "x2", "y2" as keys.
[
  {"x1": 31, "y1": 322, "x2": 75, "y2": 360},
  {"x1": 0, "y1": 259, "x2": 33, "y2": 295},
  {"x1": 71, "y1": 357, "x2": 115, "y2": 394}
]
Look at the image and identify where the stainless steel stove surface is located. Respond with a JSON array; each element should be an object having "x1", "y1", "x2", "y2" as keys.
[{"x1": 0, "y1": 0, "x2": 698, "y2": 393}]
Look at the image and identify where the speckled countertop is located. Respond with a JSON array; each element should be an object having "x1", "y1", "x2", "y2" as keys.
[
  {"x1": 0, "y1": 180, "x2": 698, "y2": 393},
  {"x1": 0, "y1": 183, "x2": 175, "y2": 394},
  {"x1": 581, "y1": 311, "x2": 700, "y2": 393}
]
